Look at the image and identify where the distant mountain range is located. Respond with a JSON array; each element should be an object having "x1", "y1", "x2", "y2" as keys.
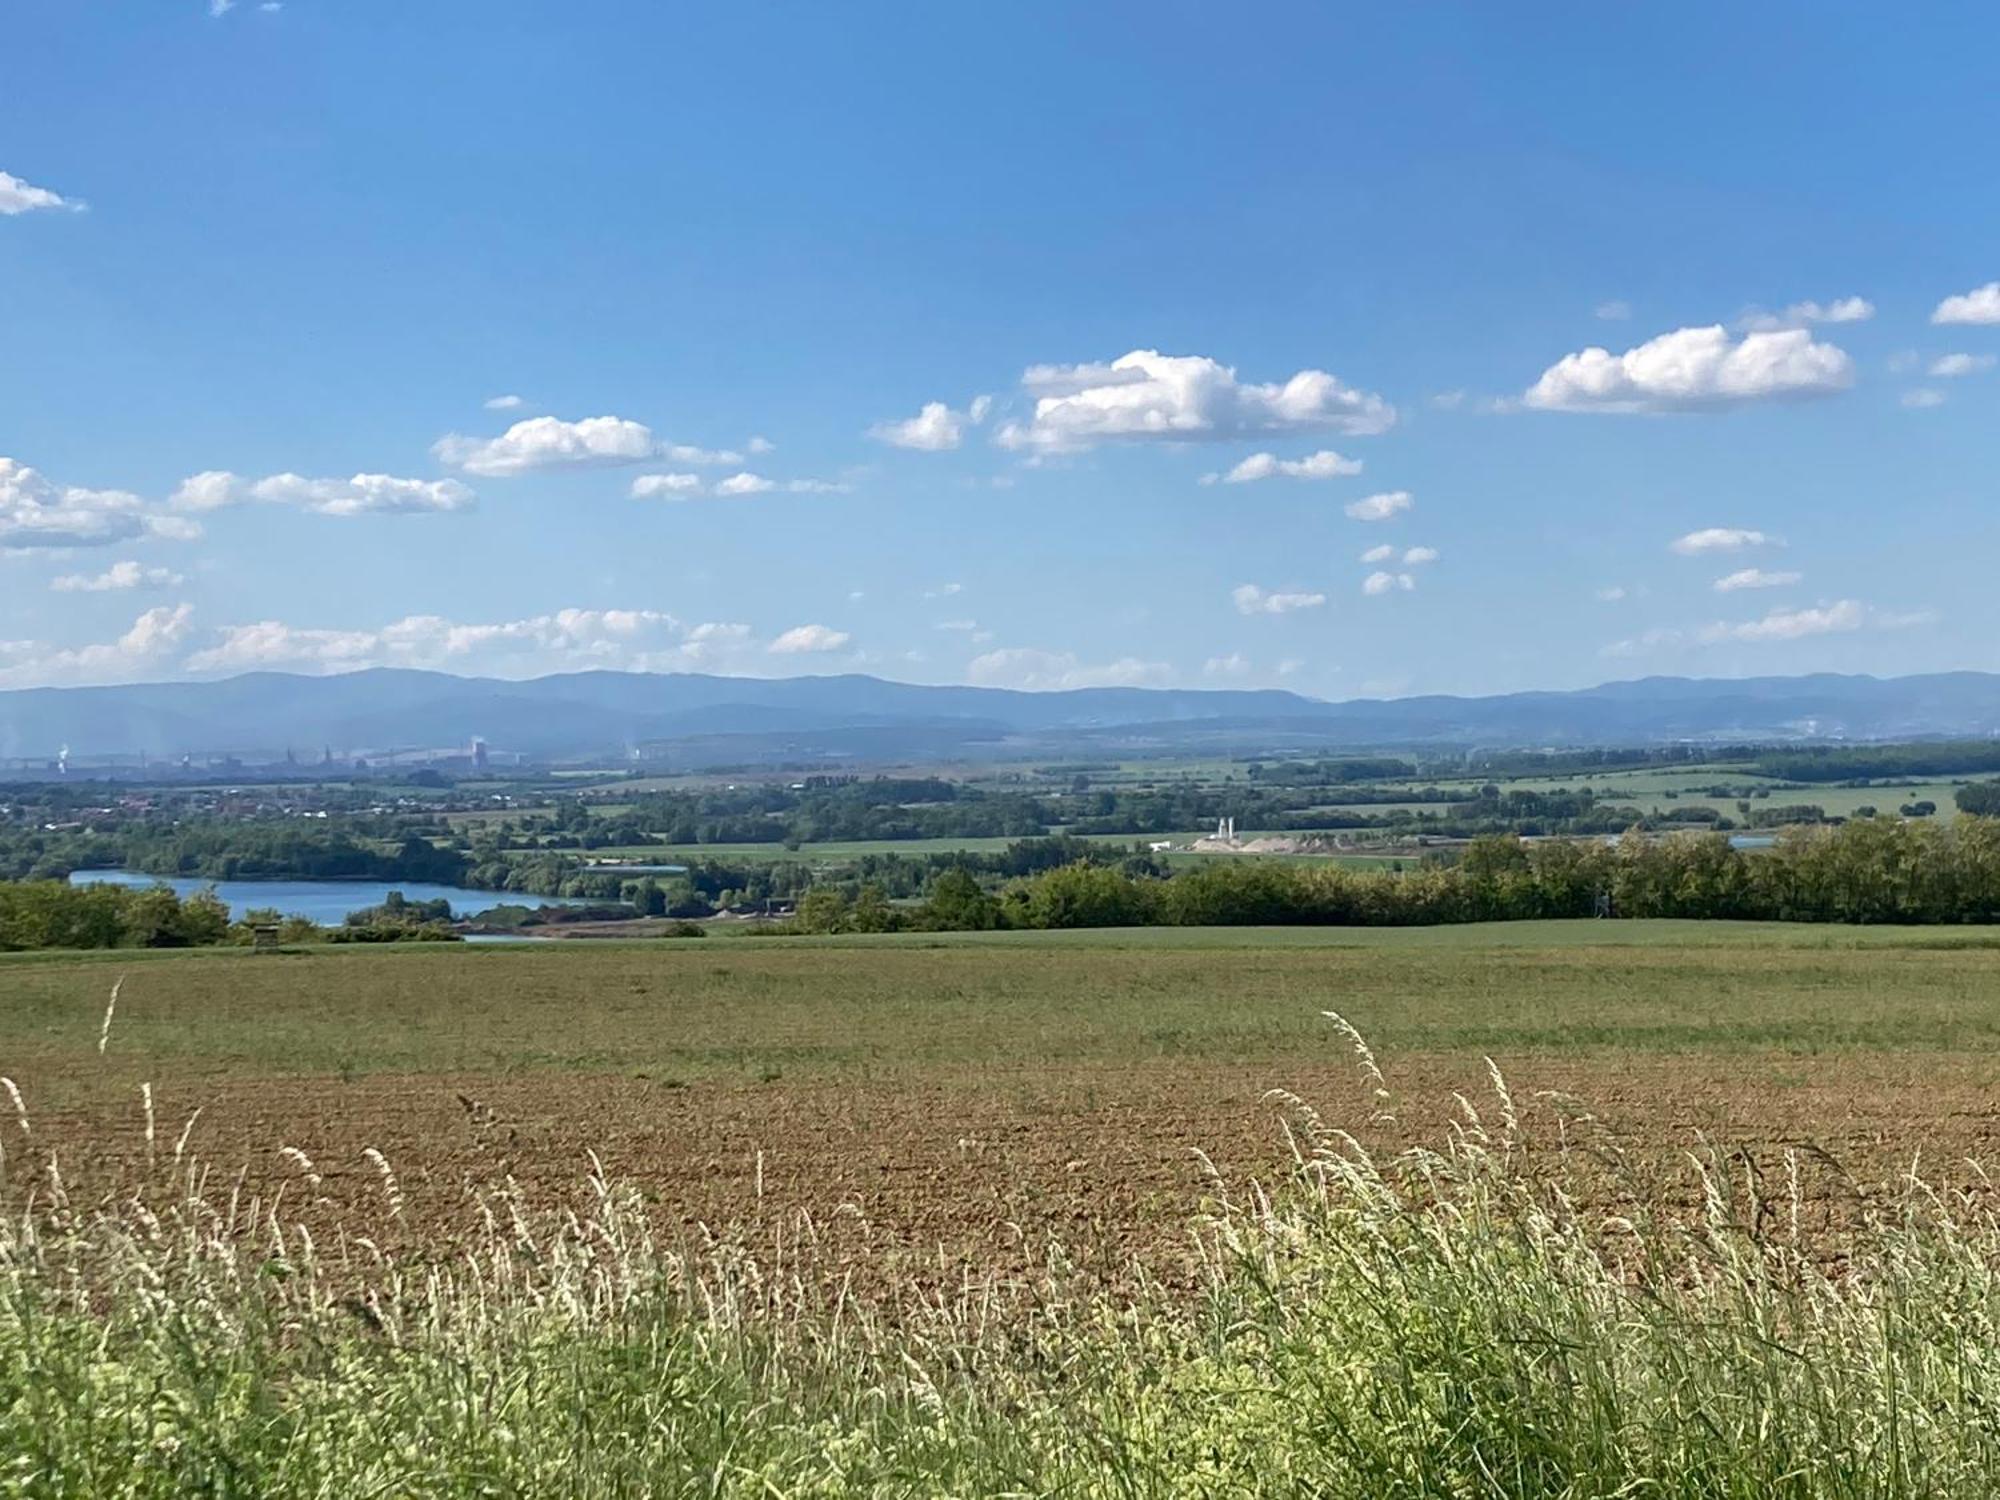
[{"x1": 2, "y1": 668, "x2": 1998, "y2": 768}]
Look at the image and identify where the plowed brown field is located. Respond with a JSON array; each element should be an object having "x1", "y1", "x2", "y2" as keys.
[{"x1": 6, "y1": 923, "x2": 1999, "y2": 1295}]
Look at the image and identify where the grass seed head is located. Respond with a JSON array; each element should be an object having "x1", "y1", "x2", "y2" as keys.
[{"x1": 97, "y1": 975, "x2": 125, "y2": 1057}]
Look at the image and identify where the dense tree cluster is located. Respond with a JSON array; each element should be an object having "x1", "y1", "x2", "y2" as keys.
[
  {"x1": 794, "y1": 819, "x2": 2000, "y2": 934},
  {"x1": 119, "y1": 827, "x2": 470, "y2": 885},
  {"x1": 0, "y1": 881, "x2": 476, "y2": 950},
  {"x1": 1958, "y1": 781, "x2": 2000, "y2": 817},
  {"x1": 1751, "y1": 743, "x2": 2000, "y2": 783},
  {"x1": 0, "y1": 881, "x2": 232, "y2": 951}
]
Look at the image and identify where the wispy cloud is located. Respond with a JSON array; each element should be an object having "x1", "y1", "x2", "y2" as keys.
[
  {"x1": 629, "y1": 470, "x2": 848, "y2": 500},
  {"x1": 50, "y1": 561, "x2": 185, "y2": 593},
  {"x1": 966, "y1": 647, "x2": 1171, "y2": 691},
  {"x1": 768, "y1": 623, "x2": 852, "y2": 654},
  {"x1": 184, "y1": 608, "x2": 764, "y2": 677},
  {"x1": 1699, "y1": 600, "x2": 1864, "y2": 643},
  {"x1": 1603, "y1": 600, "x2": 1933, "y2": 657},
  {"x1": 1929, "y1": 353, "x2": 1996, "y2": 377},
  {"x1": 172, "y1": 471, "x2": 473, "y2": 516},
  {"x1": 1735, "y1": 296, "x2": 1874, "y2": 332},
  {"x1": 1713, "y1": 568, "x2": 1801, "y2": 592},
  {"x1": 1232, "y1": 583, "x2": 1326, "y2": 615},
  {"x1": 1344, "y1": 490, "x2": 1413, "y2": 522},
  {"x1": 1362, "y1": 571, "x2": 1415, "y2": 596},
  {"x1": 1201, "y1": 450, "x2": 1362, "y2": 485},
  {"x1": 1670, "y1": 527, "x2": 1776, "y2": 556}
]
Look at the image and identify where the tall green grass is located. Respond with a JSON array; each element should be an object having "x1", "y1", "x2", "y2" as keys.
[{"x1": 6, "y1": 1032, "x2": 2000, "y2": 1496}]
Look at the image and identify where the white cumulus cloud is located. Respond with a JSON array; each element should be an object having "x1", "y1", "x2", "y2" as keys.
[
  {"x1": 1360, "y1": 544, "x2": 1396, "y2": 563},
  {"x1": 483, "y1": 394, "x2": 525, "y2": 411},
  {"x1": 1902, "y1": 389, "x2": 1947, "y2": 409},
  {"x1": 433, "y1": 415, "x2": 658, "y2": 476},
  {"x1": 0, "y1": 605, "x2": 195, "y2": 688},
  {"x1": 629, "y1": 473, "x2": 705, "y2": 499},
  {"x1": 1401, "y1": 546, "x2": 1438, "y2": 565},
  {"x1": 434, "y1": 416, "x2": 743, "y2": 477},
  {"x1": 869, "y1": 396, "x2": 992, "y2": 451},
  {"x1": 0, "y1": 457, "x2": 190, "y2": 549},
  {"x1": 0, "y1": 170, "x2": 81, "y2": 215},
  {"x1": 1345, "y1": 490, "x2": 1413, "y2": 522},
  {"x1": 1932, "y1": 282, "x2": 2000, "y2": 326},
  {"x1": 171, "y1": 471, "x2": 473, "y2": 516},
  {"x1": 994, "y1": 349, "x2": 1394, "y2": 453},
  {"x1": 1713, "y1": 568, "x2": 1802, "y2": 592},
  {"x1": 1362, "y1": 571, "x2": 1415, "y2": 596},
  {"x1": 1670, "y1": 527, "x2": 1775, "y2": 556},
  {"x1": 1524, "y1": 326, "x2": 1854, "y2": 413},
  {"x1": 1232, "y1": 584, "x2": 1326, "y2": 616}
]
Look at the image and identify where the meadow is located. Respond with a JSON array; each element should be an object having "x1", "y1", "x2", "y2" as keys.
[{"x1": 9, "y1": 922, "x2": 2000, "y2": 1492}]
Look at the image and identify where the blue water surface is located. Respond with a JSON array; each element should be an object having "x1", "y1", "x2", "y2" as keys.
[{"x1": 66, "y1": 870, "x2": 593, "y2": 926}]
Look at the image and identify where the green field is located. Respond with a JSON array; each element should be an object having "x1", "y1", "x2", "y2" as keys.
[
  {"x1": 1412, "y1": 767, "x2": 1968, "y2": 822},
  {"x1": 10, "y1": 919, "x2": 2000, "y2": 1084}
]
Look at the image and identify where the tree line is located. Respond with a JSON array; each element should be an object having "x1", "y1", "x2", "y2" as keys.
[{"x1": 793, "y1": 818, "x2": 2000, "y2": 933}]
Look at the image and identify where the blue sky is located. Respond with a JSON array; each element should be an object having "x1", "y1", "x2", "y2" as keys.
[{"x1": 4, "y1": 2, "x2": 1996, "y2": 700}]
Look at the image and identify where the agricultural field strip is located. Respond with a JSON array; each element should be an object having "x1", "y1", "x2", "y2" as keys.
[{"x1": 8, "y1": 923, "x2": 2000, "y2": 1294}]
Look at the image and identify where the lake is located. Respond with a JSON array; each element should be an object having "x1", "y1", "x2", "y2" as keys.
[{"x1": 66, "y1": 870, "x2": 595, "y2": 926}]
